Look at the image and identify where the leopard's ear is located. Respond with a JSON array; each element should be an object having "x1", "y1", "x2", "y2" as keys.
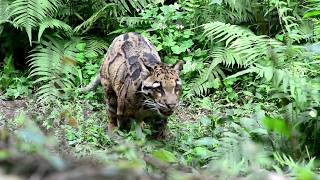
[
  {"x1": 173, "y1": 60, "x2": 183, "y2": 73},
  {"x1": 141, "y1": 64, "x2": 153, "y2": 80},
  {"x1": 145, "y1": 64, "x2": 154, "y2": 72}
]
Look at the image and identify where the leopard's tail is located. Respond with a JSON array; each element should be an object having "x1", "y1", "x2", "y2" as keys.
[{"x1": 79, "y1": 74, "x2": 101, "y2": 93}]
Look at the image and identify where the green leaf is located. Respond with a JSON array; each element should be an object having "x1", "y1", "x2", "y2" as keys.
[
  {"x1": 152, "y1": 149, "x2": 177, "y2": 163},
  {"x1": 262, "y1": 117, "x2": 290, "y2": 137},
  {"x1": 210, "y1": 0, "x2": 223, "y2": 5},
  {"x1": 200, "y1": 116, "x2": 211, "y2": 126},
  {"x1": 74, "y1": 3, "x2": 114, "y2": 34},
  {"x1": 304, "y1": 10, "x2": 320, "y2": 18},
  {"x1": 9, "y1": 0, "x2": 62, "y2": 45},
  {"x1": 192, "y1": 147, "x2": 214, "y2": 159},
  {"x1": 263, "y1": 66, "x2": 273, "y2": 81},
  {"x1": 194, "y1": 137, "x2": 218, "y2": 147},
  {"x1": 85, "y1": 51, "x2": 98, "y2": 59},
  {"x1": 181, "y1": 60, "x2": 197, "y2": 74},
  {"x1": 275, "y1": 34, "x2": 284, "y2": 42},
  {"x1": 182, "y1": 39, "x2": 194, "y2": 49},
  {"x1": 76, "y1": 43, "x2": 86, "y2": 51},
  {"x1": 156, "y1": 44, "x2": 163, "y2": 51},
  {"x1": 163, "y1": 36, "x2": 176, "y2": 47},
  {"x1": 76, "y1": 53, "x2": 85, "y2": 63},
  {"x1": 164, "y1": 56, "x2": 178, "y2": 64},
  {"x1": 38, "y1": 18, "x2": 72, "y2": 42},
  {"x1": 171, "y1": 45, "x2": 188, "y2": 54},
  {"x1": 183, "y1": 56, "x2": 192, "y2": 61},
  {"x1": 0, "y1": 150, "x2": 10, "y2": 160},
  {"x1": 183, "y1": 30, "x2": 193, "y2": 38}
]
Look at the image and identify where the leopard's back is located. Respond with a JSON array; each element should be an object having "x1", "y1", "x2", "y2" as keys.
[
  {"x1": 101, "y1": 33, "x2": 161, "y2": 93},
  {"x1": 100, "y1": 33, "x2": 163, "y2": 117}
]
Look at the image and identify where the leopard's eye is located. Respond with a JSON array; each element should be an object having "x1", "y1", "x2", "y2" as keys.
[
  {"x1": 175, "y1": 80, "x2": 181, "y2": 92},
  {"x1": 143, "y1": 86, "x2": 152, "y2": 91},
  {"x1": 152, "y1": 82, "x2": 161, "y2": 88},
  {"x1": 175, "y1": 84, "x2": 181, "y2": 92},
  {"x1": 154, "y1": 86, "x2": 162, "y2": 92},
  {"x1": 152, "y1": 82, "x2": 164, "y2": 95},
  {"x1": 153, "y1": 84, "x2": 162, "y2": 92}
]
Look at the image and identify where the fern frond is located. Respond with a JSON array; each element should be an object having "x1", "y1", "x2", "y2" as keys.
[
  {"x1": 304, "y1": 0, "x2": 320, "y2": 18},
  {"x1": 213, "y1": 122, "x2": 249, "y2": 162},
  {"x1": 0, "y1": 0, "x2": 10, "y2": 24},
  {"x1": 8, "y1": 0, "x2": 62, "y2": 45},
  {"x1": 209, "y1": 48, "x2": 244, "y2": 68},
  {"x1": 83, "y1": 38, "x2": 109, "y2": 58},
  {"x1": 273, "y1": 152, "x2": 316, "y2": 178},
  {"x1": 74, "y1": 0, "x2": 155, "y2": 34},
  {"x1": 119, "y1": 16, "x2": 151, "y2": 28},
  {"x1": 223, "y1": 0, "x2": 254, "y2": 23},
  {"x1": 202, "y1": 20, "x2": 312, "y2": 106},
  {"x1": 28, "y1": 36, "x2": 78, "y2": 103},
  {"x1": 304, "y1": 0, "x2": 320, "y2": 39},
  {"x1": 38, "y1": 18, "x2": 72, "y2": 41},
  {"x1": 226, "y1": 64, "x2": 275, "y2": 82},
  {"x1": 0, "y1": 0, "x2": 10, "y2": 34},
  {"x1": 74, "y1": 3, "x2": 115, "y2": 34},
  {"x1": 203, "y1": 21, "x2": 286, "y2": 66},
  {"x1": 189, "y1": 68, "x2": 222, "y2": 97},
  {"x1": 267, "y1": 0, "x2": 302, "y2": 41},
  {"x1": 110, "y1": 0, "x2": 152, "y2": 14}
]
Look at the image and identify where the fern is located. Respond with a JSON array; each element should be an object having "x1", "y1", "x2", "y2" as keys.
[
  {"x1": 8, "y1": 0, "x2": 62, "y2": 45},
  {"x1": 38, "y1": 18, "x2": 72, "y2": 42},
  {"x1": 208, "y1": 121, "x2": 255, "y2": 177},
  {"x1": 28, "y1": 36, "x2": 78, "y2": 103},
  {"x1": 223, "y1": 0, "x2": 254, "y2": 23},
  {"x1": 74, "y1": 0, "x2": 155, "y2": 34},
  {"x1": 188, "y1": 66, "x2": 223, "y2": 97},
  {"x1": 273, "y1": 152, "x2": 317, "y2": 178},
  {"x1": 0, "y1": 0, "x2": 10, "y2": 34},
  {"x1": 187, "y1": 22, "x2": 282, "y2": 96},
  {"x1": 202, "y1": 21, "x2": 318, "y2": 107},
  {"x1": 84, "y1": 38, "x2": 109, "y2": 58},
  {"x1": 267, "y1": 0, "x2": 303, "y2": 42},
  {"x1": 304, "y1": 0, "x2": 320, "y2": 39},
  {"x1": 74, "y1": 3, "x2": 115, "y2": 34},
  {"x1": 110, "y1": 0, "x2": 152, "y2": 14},
  {"x1": 182, "y1": 0, "x2": 254, "y2": 26},
  {"x1": 119, "y1": 16, "x2": 151, "y2": 28},
  {"x1": 209, "y1": 47, "x2": 245, "y2": 68},
  {"x1": 0, "y1": 0, "x2": 10, "y2": 24},
  {"x1": 203, "y1": 22, "x2": 286, "y2": 64},
  {"x1": 202, "y1": 21, "x2": 287, "y2": 68}
]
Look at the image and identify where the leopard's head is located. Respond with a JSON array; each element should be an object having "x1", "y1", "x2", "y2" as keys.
[{"x1": 141, "y1": 61, "x2": 183, "y2": 117}]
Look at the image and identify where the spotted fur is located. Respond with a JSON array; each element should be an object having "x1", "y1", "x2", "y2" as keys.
[{"x1": 82, "y1": 32, "x2": 183, "y2": 138}]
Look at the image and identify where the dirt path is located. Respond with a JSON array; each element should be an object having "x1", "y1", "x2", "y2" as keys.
[{"x1": 0, "y1": 99, "x2": 27, "y2": 119}]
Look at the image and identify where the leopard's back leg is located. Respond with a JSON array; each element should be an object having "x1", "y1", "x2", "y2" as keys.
[
  {"x1": 101, "y1": 76, "x2": 118, "y2": 133},
  {"x1": 116, "y1": 78, "x2": 132, "y2": 130}
]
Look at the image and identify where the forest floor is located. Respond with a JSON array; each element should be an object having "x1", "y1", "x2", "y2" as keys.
[
  {"x1": 0, "y1": 99, "x2": 148, "y2": 179},
  {"x1": 0, "y1": 97, "x2": 290, "y2": 180},
  {"x1": 0, "y1": 99, "x2": 208, "y2": 124},
  {"x1": 0, "y1": 99, "x2": 27, "y2": 119},
  {"x1": 0, "y1": 99, "x2": 215, "y2": 180}
]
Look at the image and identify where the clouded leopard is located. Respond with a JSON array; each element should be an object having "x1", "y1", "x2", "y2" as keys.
[{"x1": 81, "y1": 32, "x2": 183, "y2": 138}]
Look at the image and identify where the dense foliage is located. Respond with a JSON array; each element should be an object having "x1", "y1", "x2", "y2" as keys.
[{"x1": 1, "y1": 0, "x2": 320, "y2": 179}]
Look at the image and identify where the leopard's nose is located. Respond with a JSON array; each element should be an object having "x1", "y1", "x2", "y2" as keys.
[
  {"x1": 165, "y1": 103, "x2": 176, "y2": 109},
  {"x1": 164, "y1": 96, "x2": 178, "y2": 109}
]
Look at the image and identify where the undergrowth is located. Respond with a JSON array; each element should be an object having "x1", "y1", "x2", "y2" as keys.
[{"x1": 1, "y1": 0, "x2": 320, "y2": 179}]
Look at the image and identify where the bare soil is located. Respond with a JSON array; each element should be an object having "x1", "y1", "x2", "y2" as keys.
[{"x1": 0, "y1": 99, "x2": 28, "y2": 119}]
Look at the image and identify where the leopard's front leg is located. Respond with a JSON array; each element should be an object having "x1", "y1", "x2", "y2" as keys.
[{"x1": 152, "y1": 118, "x2": 168, "y2": 139}]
